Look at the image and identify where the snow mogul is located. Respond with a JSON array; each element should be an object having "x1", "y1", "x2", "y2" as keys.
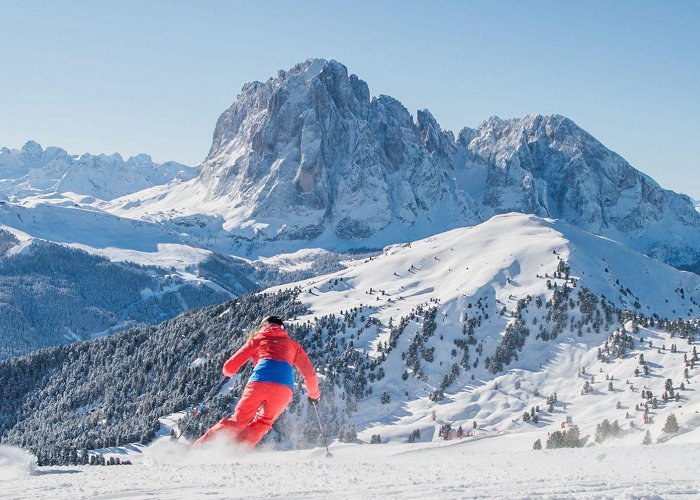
[{"x1": 195, "y1": 316, "x2": 320, "y2": 448}]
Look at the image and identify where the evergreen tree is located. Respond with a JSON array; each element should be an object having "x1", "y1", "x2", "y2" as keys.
[
  {"x1": 545, "y1": 431, "x2": 565, "y2": 449},
  {"x1": 611, "y1": 420, "x2": 621, "y2": 437},
  {"x1": 338, "y1": 424, "x2": 357, "y2": 443},
  {"x1": 595, "y1": 419, "x2": 613, "y2": 443},
  {"x1": 563, "y1": 425, "x2": 580, "y2": 448},
  {"x1": 663, "y1": 414, "x2": 679, "y2": 434}
]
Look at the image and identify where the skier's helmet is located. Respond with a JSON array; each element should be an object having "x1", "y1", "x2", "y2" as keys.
[{"x1": 261, "y1": 315, "x2": 284, "y2": 328}]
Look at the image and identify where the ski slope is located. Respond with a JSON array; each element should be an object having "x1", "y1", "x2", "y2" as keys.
[
  {"x1": 2, "y1": 214, "x2": 700, "y2": 498},
  {"x1": 273, "y1": 213, "x2": 698, "y2": 324},
  {"x1": 2, "y1": 436, "x2": 699, "y2": 499}
]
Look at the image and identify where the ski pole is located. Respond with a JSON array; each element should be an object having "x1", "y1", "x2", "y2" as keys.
[{"x1": 311, "y1": 400, "x2": 333, "y2": 458}]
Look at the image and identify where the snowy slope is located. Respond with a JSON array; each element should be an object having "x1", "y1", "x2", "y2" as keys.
[
  {"x1": 2, "y1": 214, "x2": 700, "y2": 494},
  {"x1": 2, "y1": 438, "x2": 700, "y2": 499},
  {"x1": 273, "y1": 213, "x2": 697, "y2": 328},
  {"x1": 263, "y1": 213, "x2": 699, "y2": 445},
  {"x1": 0, "y1": 201, "x2": 258, "y2": 288},
  {"x1": 0, "y1": 235, "x2": 257, "y2": 360},
  {"x1": 0, "y1": 201, "x2": 260, "y2": 358}
]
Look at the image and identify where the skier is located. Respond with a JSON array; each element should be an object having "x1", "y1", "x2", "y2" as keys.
[{"x1": 195, "y1": 316, "x2": 320, "y2": 448}]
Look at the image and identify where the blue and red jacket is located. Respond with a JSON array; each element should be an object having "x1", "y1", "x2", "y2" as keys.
[{"x1": 222, "y1": 324, "x2": 320, "y2": 399}]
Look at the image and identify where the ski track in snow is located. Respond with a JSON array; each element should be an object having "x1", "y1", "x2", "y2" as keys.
[{"x1": 2, "y1": 437, "x2": 699, "y2": 499}]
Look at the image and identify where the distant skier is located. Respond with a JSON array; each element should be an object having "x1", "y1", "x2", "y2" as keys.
[{"x1": 195, "y1": 316, "x2": 320, "y2": 448}]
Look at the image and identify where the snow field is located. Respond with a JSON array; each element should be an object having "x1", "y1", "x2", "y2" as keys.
[
  {"x1": 0, "y1": 446, "x2": 37, "y2": 480},
  {"x1": 2, "y1": 437, "x2": 699, "y2": 499}
]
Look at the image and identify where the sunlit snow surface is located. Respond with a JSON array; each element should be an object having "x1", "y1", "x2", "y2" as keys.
[
  {"x1": 4, "y1": 212, "x2": 699, "y2": 498},
  {"x1": 2, "y1": 437, "x2": 700, "y2": 499}
]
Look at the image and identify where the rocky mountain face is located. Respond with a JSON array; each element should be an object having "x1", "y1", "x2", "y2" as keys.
[
  {"x1": 182, "y1": 58, "x2": 698, "y2": 269},
  {"x1": 4, "y1": 60, "x2": 697, "y2": 271},
  {"x1": 458, "y1": 115, "x2": 700, "y2": 270},
  {"x1": 197, "y1": 58, "x2": 479, "y2": 241},
  {"x1": 0, "y1": 141, "x2": 198, "y2": 201}
]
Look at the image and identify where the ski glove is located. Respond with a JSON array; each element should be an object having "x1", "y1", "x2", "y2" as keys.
[{"x1": 308, "y1": 396, "x2": 320, "y2": 405}]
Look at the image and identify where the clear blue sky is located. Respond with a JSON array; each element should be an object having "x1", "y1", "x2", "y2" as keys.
[{"x1": 1, "y1": 0, "x2": 698, "y2": 198}]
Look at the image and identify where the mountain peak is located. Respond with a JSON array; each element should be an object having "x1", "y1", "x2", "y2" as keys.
[
  {"x1": 240, "y1": 58, "x2": 352, "y2": 96},
  {"x1": 109, "y1": 59, "x2": 700, "y2": 271},
  {"x1": 288, "y1": 57, "x2": 344, "y2": 77},
  {"x1": 21, "y1": 139, "x2": 42, "y2": 150},
  {"x1": 20, "y1": 140, "x2": 44, "y2": 161},
  {"x1": 477, "y1": 113, "x2": 572, "y2": 131},
  {"x1": 187, "y1": 58, "x2": 479, "y2": 242},
  {"x1": 207, "y1": 58, "x2": 371, "y2": 165},
  {"x1": 127, "y1": 153, "x2": 154, "y2": 164}
]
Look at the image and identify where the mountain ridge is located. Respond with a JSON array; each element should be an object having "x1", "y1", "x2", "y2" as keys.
[
  {"x1": 101, "y1": 58, "x2": 700, "y2": 271},
  {"x1": 0, "y1": 57, "x2": 698, "y2": 361},
  {"x1": 0, "y1": 140, "x2": 199, "y2": 201}
]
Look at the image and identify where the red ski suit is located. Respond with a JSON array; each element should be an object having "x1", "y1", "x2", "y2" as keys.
[{"x1": 195, "y1": 324, "x2": 320, "y2": 448}]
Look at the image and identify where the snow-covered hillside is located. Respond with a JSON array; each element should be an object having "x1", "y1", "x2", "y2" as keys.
[
  {"x1": 263, "y1": 213, "x2": 699, "y2": 446},
  {"x1": 0, "y1": 227, "x2": 257, "y2": 360},
  {"x1": 0, "y1": 194, "x2": 359, "y2": 357},
  {"x1": 0, "y1": 141, "x2": 198, "y2": 201},
  {"x1": 2, "y1": 214, "x2": 699, "y2": 486},
  {"x1": 0, "y1": 204, "x2": 259, "y2": 358},
  {"x1": 275, "y1": 213, "x2": 697, "y2": 337}
]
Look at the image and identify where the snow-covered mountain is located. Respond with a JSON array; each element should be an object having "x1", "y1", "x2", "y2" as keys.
[
  {"x1": 2, "y1": 214, "x2": 698, "y2": 467},
  {"x1": 2, "y1": 57, "x2": 699, "y2": 498},
  {"x1": 108, "y1": 59, "x2": 479, "y2": 246},
  {"x1": 0, "y1": 141, "x2": 198, "y2": 201},
  {"x1": 458, "y1": 115, "x2": 700, "y2": 271},
  {"x1": 103, "y1": 59, "x2": 700, "y2": 272},
  {"x1": 0, "y1": 57, "x2": 697, "y2": 366},
  {"x1": 0, "y1": 225, "x2": 258, "y2": 360},
  {"x1": 196, "y1": 213, "x2": 700, "y2": 450},
  {"x1": 269, "y1": 213, "x2": 698, "y2": 426},
  {"x1": 275, "y1": 212, "x2": 698, "y2": 328}
]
